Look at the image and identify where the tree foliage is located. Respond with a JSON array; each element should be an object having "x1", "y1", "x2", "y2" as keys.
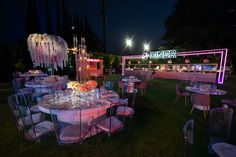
[
  {"x1": 162, "y1": 0, "x2": 236, "y2": 56},
  {"x1": 25, "y1": 0, "x2": 40, "y2": 37}
]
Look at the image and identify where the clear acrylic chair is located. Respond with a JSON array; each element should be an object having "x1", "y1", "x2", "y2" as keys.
[
  {"x1": 8, "y1": 94, "x2": 25, "y2": 139},
  {"x1": 118, "y1": 80, "x2": 125, "y2": 97},
  {"x1": 50, "y1": 109, "x2": 91, "y2": 145},
  {"x1": 116, "y1": 89, "x2": 137, "y2": 122},
  {"x1": 183, "y1": 119, "x2": 194, "y2": 157},
  {"x1": 221, "y1": 98, "x2": 236, "y2": 108},
  {"x1": 95, "y1": 102, "x2": 124, "y2": 137},
  {"x1": 104, "y1": 80, "x2": 114, "y2": 90},
  {"x1": 116, "y1": 99, "x2": 134, "y2": 123},
  {"x1": 8, "y1": 94, "x2": 54, "y2": 143},
  {"x1": 208, "y1": 107, "x2": 233, "y2": 154},
  {"x1": 15, "y1": 92, "x2": 40, "y2": 113},
  {"x1": 8, "y1": 94, "x2": 44, "y2": 131},
  {"x1": 190, "y1": 93, "x2": 210, "y2": 119},
  {"x1": 12, "y1": 78, "x2": 33, "y2": 94}
]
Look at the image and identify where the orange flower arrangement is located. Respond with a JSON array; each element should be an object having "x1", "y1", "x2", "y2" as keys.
[
  {"x1": 67, "y1": 80, "x2": 97, "y2": 92},
  {"x1": 86, "y1": 80, "x2": 97, "y2": 89}
]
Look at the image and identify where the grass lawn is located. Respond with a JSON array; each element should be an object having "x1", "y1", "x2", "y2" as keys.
[{"x1": 0, "y1": 75, "x2": 236, "y2": 157}]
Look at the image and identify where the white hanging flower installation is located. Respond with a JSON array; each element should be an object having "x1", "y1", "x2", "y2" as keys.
[{"x1": 27, "y1": 33, "x2": 68, "y2": 71}]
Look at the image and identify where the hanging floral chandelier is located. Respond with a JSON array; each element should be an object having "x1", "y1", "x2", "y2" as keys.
[{"x1": 27, "y1": 33, "x2": 68, "y2": 71}]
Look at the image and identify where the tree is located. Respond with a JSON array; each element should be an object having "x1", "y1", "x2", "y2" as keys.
[
  {"x1": 162, "y1": 0, "x2": 236, "y2": 68},
  {"x1": 25, "y1": 0, "x2": 40, "y2": 37},
  {"x1": 56, "y1": 0, "x2": 62, "y2": 35},
  {"x1": 162, "y1": 0, "x2": 236, "y2": 51},
  {"x1": 45, "y1": 0, "x2": 52, "y2": 34}
]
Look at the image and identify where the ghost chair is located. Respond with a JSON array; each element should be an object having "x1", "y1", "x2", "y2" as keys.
[
  {"x1": 50, "y1": 109, "x2": 91, "y2": 145},
  {"x1": 183, "y1": 119, "x2": 194, "y2": 157},
  {"x1": 104, "y1": 80, "x2": 114, "y2": 90},
  {"x1": 208, "y1": 107, "x2": 233, "y2": 154},
  {"x1": 8, "y1": 94, "x2": 54, "y2": 143},
  {"x1": 94, "y1": 102, "x2": 124, "y2": 137}
]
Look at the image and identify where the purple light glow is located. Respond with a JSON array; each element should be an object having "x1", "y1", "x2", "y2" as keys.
[
  {"x1": 218, "y1": 52, "x2": 223, "y2": 83},
  {"x1": 221, "y1": 49, "x2": 228, "y2": 83}
]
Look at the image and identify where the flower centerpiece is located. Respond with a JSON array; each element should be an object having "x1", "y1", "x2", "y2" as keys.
[
  {"x1": 199, "y1": 84, "x2": 211, "y2": 92},
  {"x1": 67, "y1": 80, "x2": 97, "y2": 92}
]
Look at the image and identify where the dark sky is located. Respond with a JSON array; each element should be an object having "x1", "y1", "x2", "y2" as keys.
[{"x1": 0, "y1": 0, "x2": 177, "y2": 53}]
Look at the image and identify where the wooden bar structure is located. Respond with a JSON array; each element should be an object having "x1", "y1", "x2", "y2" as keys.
[
  {"x1": 86, "y1": 58, "x2": 104, "y2": 79},
  {"x1": 122, "y1": 48, "x2": 228, "y2": 84}
]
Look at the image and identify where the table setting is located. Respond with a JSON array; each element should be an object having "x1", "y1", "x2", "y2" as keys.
[
  {"x1": 185, "y1": 82, "x2": 226, "y2": 95},
  {"x1": 38, "y1": 80, "x2": 121, "y2": 113},
  {"x1": 121, "y1": 75, "x2": 141, "y2": 83},
  {"x1": 25, "y1": 75, "x2": 68, "y2": 95},
  {"x1": 19, "y1": 70, "x2": 48, "y2": 78},
  {"x1": 38, "y1": 88, "x2": 118, "y2": 111},
  {"x1": 37, "y1": 80, "x2": 123, "y2": 130}
]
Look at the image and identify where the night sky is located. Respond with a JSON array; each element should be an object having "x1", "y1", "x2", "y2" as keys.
[{"x1": 0, "y1": 0, "x2": 177, "y2": 53}]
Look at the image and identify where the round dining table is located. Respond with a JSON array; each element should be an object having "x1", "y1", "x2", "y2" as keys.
[
  {"x1": 25, "y1": 77, "x2": 68, "y2": 96},
  {"x1": 121, "y1": 78, "x2": 141, "y2": 83},
  {"x1": 38, "y1": 89, "x2": 122, "y2": 138},
  {"x1": 20, "y1": 73, "x2": 48, "y2": 78},
  {"x1": 212, "y1": 143, "x2": 236, "y2": 157},
  {"x1": 38, "y1": 89, "x2": 120, "y2": 123},
  {"x1": 185, "y1": 86, "x2": 227, "y2": 95},
  {"x1": 25, "y1": 82, "x2": 56, "y2": 95}
]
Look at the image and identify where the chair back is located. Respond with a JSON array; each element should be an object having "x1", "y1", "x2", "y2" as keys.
[
  {"x1": 138, "y1": 81, "x2": 147, "y2": 89},
  {"x1": 123, "y1": 88, "x2": 137, "y2": 109},
  {"x1": 209, "y1": 107, "x2": 233, "y2": 142},
  {"x1": 118, "y1": 80, "x2": 125, "y2": 89},
  {"x1": 8, "y1": 94, "x2": 37, "y2": 138},
  {"x1": 175, "y1": 84, "x2": 183, "y2": 95},
  {"x1": 191, "y1": 93, "x2": 210, "y2": 107},
  {"x1": 12, "y1": 71, "x2": 20, "y2": 78},
  {"x1": 8, "y1": 94, "x2": 43, "y2": 130},
  {"x1": 104, "y1": 81, "x2": 114, "y2": 90},
  {"x1": 12, "y1": 78, "x2": 24, "y2": 93},
  {"x1": 16, "y1": 92, "x2": 35, "y2": 107},
  {"x1": 7, "y1": 94, "x2": 23, "y2": 130},
  {"x1": 183, "y1": 119, "x2": 194, "y2": 157}
]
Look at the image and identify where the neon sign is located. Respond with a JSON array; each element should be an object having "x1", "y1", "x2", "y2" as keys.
[{"x1": 142, "y1": 49, "x2": 177, "y2": 60}]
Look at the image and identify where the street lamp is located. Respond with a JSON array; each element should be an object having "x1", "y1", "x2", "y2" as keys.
[
  {"x1": 143, "y1": 43, "x2": 150, "y2": 51},
  {"x1": 125, "y1": 38, "x2": 133, "y2": 47}
]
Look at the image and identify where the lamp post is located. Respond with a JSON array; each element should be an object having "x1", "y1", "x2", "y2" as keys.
[
  {"x1": 143, "y1": 43, "x2": 150, "y2": 52},
  {"x1": 125, "y1": 38, "x2": 133, "y2": 54}
]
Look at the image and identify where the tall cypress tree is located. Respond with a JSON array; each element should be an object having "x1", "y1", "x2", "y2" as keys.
[
  {"x1": 61, "y1": 0, "x2": 71, "y2": 46},
  {"x1": 56, "y1": 0, "x2": 61, "y2": 35},
  {"x1": 45, "y1": 0, "x2": 52, "y2": 34},
  {"x1": 25, "y1": 0, "x2": 40, "y2": 37}
]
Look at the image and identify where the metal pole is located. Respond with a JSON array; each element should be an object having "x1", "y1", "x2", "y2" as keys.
[{"x1": 102, "y1": 0, "x2": 106, "y2": 54}]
